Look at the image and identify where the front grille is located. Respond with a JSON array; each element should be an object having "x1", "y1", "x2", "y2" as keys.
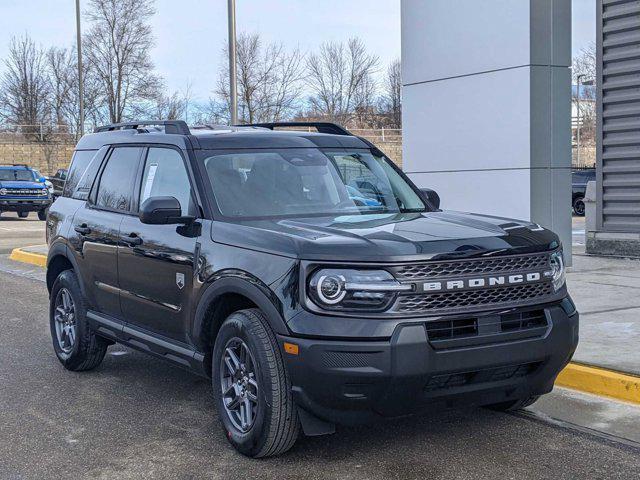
[
  {"x1": 501, "y1": 310, "x2": 547, "y2": 332},
  {"x1": 396, "y1": 283, "x2": 553, "y2": 314},
  {"x1": 424, "y1": 362, "x2": 541, "y2": 392},
  {"x1": 2, "y1": 188, "x2": 43, "y2": 196},
  {"x1": 393, "y1": 252, "x2": 550, "y2": 280},
  {"x1": 425, "y1": 318, "x2": 478, "y2": 341},
  {"x1": 424, "y1": 309, "x2": 548, "y2": 347}
]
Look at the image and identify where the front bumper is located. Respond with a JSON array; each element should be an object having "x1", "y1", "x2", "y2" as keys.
[
  {"x1": 278, "y1": 299, "x2": 579, "y2": 425},
  {"x1": 0, "y1": 198, "x2": 51, "y2": 211}
]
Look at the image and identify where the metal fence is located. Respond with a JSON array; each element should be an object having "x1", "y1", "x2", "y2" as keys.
[{"x1": 0, "y1": 124, "x2": 79, "y2": 143}]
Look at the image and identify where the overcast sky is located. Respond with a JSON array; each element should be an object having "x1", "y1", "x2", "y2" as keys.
[{"x1": 0, "y1": 0, "x2": 595, "y2": 103}]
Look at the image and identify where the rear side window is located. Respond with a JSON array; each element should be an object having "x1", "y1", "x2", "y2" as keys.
[
  {"x1": 95, "y1": 147, "x2": 142, "y2": 211},
  {"x1": 64, "y1": 150, "x2": 99, "y2": 199}
]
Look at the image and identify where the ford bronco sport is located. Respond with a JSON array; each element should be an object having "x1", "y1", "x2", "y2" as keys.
[
  {"x1": 0, "y1": 164, "x2": 52, "y2": 220},
  {"x1": 46, "y1": 120, "x2": 578, "y2": 457}
]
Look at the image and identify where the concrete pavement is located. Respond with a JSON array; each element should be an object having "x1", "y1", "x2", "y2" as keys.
[{"x1": 568, "y1": 250, "x2": 640, "y2": 375}]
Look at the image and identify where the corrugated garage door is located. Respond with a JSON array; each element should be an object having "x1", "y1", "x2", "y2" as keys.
[{"x1": 597, "y1": 0, "x2": 640, "y2": 232}]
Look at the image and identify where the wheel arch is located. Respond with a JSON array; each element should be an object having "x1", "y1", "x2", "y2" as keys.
[
  {"x1": 193, "y1": 272, "x2": 290, "y2": 376},
  {"x1": 46, "y1": 243, "x2": 85, "y2": 295}
]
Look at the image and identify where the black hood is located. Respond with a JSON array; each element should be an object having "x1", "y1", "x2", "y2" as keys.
[{"x1": 211, "y1": 211, "x2": 561, "y2": 262}]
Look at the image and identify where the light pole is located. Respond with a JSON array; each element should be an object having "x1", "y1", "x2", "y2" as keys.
[
  {"x1": 576, "y1": 74, "x2": 594, "y2": 166},
  {"x1": 227, "y1": 0, "x2": 238, "y2": 125},
  {"x1": 75, "y1": 0, "x2": 84, "y2": 137}
]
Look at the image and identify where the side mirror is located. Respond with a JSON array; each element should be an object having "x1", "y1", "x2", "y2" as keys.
[
  {"x1": 139, "y1": 196, "x2": 191, "y2": 225},
  {"x1": 39, "y1": 176, "x2": 46, "y2": 183},
  {"x1": 420, "y1": 188, "x2": 441, "y2": 209}
]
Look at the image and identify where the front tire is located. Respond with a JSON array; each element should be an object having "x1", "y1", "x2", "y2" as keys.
[
  {"x1": 17, "y1": 211, "x2": 28, "y2": 218},
  {"x1": 38, "y1": 208, "x2": 47, "y2": 221},
  {"x1": 212, "y1": 308, "x2": 299, "y2": 458},
  {"x1": 49, "y1": 270, "x2": 108, "y2": 371}
]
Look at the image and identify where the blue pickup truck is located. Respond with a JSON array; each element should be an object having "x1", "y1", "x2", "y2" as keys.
[{"x1": 0, "y1": 164, "x2": 52, "y2": 220}]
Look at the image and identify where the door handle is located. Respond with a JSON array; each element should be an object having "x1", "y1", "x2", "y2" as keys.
[
  {"x1": 121, "y1": 233, "x2": 143, "y2": 246},
  {"x1": 74, "y1": 224, "x2": 91, "y2": 235}
]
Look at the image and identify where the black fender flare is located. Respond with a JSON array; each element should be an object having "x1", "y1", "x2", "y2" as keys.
[
  {"x1": 46, "y1": 241, "x2": 86, "y2": 296},
  {"x1": 192, "y1": 271, "x2": 290, "y2": 350}
]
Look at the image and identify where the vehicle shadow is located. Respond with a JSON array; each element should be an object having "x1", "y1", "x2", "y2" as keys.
[{"x1": 81, "y1": 346, "x2": 605, "y2": 480}]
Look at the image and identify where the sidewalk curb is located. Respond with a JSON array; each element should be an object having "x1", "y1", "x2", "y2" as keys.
[
  {"x1": 9, "y1": 247, "x2": 47, "y2": 268},
  {"x1": 7, "y1": 246, "x2": 640, "y2": 405},
  {"x1": 556, "y1": 363, "x2": 640, "y2": 405}
]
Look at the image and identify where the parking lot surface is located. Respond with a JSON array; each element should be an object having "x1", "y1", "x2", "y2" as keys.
[
  {"x1": 0, "y1": 212, "x2": 46, "y2": 254},
  {"x1": 1, "y1": 265, "x2": 639, "y2": 479}
]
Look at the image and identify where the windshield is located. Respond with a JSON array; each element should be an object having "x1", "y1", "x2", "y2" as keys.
[
  {"x1": 0, "y1": 169, "x2": 34, "y2": 182},
  {"x1": 201, "y1": 148, "x2": 426, "y2": 218}
]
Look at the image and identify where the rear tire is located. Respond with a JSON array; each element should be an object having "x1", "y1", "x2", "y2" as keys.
[
  {"x1": 38, "y1": 209, "x2": 47, "y2": 221},
  {"x1": 212, "y1": 308, "x2": 299, "y2": 458},
  {"x1": 17, "y1": 211, "x2": 28, "y2": 218},
  {"x1": 49, "y1": 269, "x2": 108, "y2": 371},
  {"x1": 485, "y1": 395, "x2": 540, "y2": 412}
]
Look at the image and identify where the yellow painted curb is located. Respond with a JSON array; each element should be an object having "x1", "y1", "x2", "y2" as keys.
[
  {"x1": 556, "y1": 362, "x2": 640, "y2": 405},
  {"x1": 9, "y1": 247, "x2": 47, "y2": 268}
]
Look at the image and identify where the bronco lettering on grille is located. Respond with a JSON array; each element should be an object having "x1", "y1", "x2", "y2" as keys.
[{"x1": 422, "y1": 272, "x2": 543, "y2": 292}]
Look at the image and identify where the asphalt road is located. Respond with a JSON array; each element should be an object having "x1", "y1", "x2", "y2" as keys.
[{"x1": 1, "y1": 267, "x2": 639, "y2": 479}]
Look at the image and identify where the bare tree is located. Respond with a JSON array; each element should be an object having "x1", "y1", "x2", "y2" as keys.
[
  {"x1": 217, "y1": 32, "x2": 305, "y2": 124},
  {"x1": 191, "y1": 99, "x2": 227, "y2": 126},
  {"x1": 305, "y1": 38, "x2": 378, "y2": 126},
  {"x1": 46, "y1": 47, "x2": 75, "y2": 128},
  {"x1": 149, "y1": 91, "x2": 186, "y2": 120},
  {"x1": 572, "y1": 42, "x2": 596, "y2": 86},
  {"x1": 572, "y1": 43, "x2": 596, "y2": 144},
  {"x1": 0, "y1": 35, "x2": 51, "y2": 134},
  {"x1": 378, "y1": 58, "x2": 401, "y2": 128},
  {"x1": 84, "y1": 0, "x2": 162, "y2": 123}
]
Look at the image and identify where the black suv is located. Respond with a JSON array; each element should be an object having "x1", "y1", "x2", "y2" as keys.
[
  {"x1": 572, "y1": 168, "x2": 595, "y2": 216},
  {"x1": 46, "y1": 121, "x2": 578, "y2": 457}
]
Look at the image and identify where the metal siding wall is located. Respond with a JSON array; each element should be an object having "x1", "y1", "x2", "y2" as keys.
[{"x1": 598, "y1": 0, "x2": 640, "y2": 232}]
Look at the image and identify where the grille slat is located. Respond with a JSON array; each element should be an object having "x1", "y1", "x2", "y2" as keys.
[
  {"x1": 394, "y1": 253, "x2": 550, "y2": 280},
  {"x1": 396, "y1": 283, "x2": 553, "y2": 314}
]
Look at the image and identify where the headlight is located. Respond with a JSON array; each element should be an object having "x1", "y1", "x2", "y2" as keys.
[
  {"x1": 0, "y1": 188, "x2": 6, "y2": 196},
  {"x1": 308, "y1": 268, "x2": 411, "y2": 311},
  {"x1": 545, "y1": 250, "x2": 566, "y2": 292}
]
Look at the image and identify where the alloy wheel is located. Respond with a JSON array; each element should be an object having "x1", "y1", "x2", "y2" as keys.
[
  {"x1": 54, "y1": 288, "x2": 77, "y2": 354},
  {"x1": 219, "y1": 338, "x2": 259, "y2": 433}
]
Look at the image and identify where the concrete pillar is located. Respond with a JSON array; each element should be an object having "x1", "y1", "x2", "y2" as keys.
[{"x1": 402, "y1": 0, "x2": 572, "y2": 262}]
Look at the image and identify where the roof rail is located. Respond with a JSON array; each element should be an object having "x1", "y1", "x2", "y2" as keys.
[
  {"x1": 236, "y1": 122, "x2": 352, "y2": 136},
  {"x1": 94, "y1": 120, "x2": 191, "y2": 135}
]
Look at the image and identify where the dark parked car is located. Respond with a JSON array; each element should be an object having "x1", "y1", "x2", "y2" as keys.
[
  {"x1": 46, "y1": 121, "x2": 578, "y2": 457},
  {"x1": 0, "y1": 164, "x2": 52, "y2": 220},
  {"x1": 572, "y1": 168, "x2": 595, "y2": 216},
  {"x1": 48, "y1": 168, "x2": 68, "y2": 199}
]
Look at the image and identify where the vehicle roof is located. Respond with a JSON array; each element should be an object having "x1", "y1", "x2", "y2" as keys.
[
  {"x1": 0, "y1": 165, "x2": 31, "y2": 169},
  {"x1": 74, "y1": 126, "x2": 372, "y2": 151}
]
